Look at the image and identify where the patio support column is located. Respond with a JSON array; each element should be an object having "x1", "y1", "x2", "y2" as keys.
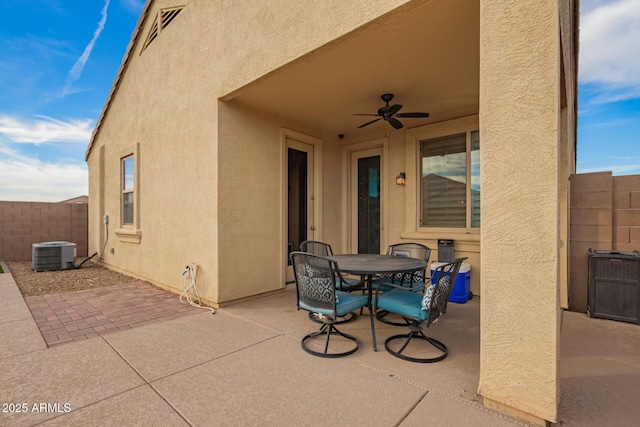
[{"x1": 478, "y1": 0, "x2": 561, "y2": 425}]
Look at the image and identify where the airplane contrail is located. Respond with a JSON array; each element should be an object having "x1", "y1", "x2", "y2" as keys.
[{"x1": 63, "y1": 0, "x2": 111, "y2": 96}]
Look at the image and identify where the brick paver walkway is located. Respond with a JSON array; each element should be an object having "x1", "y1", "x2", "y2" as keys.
[{"x1": 25, "y1": 281, "x2": 201, "y2": 347}]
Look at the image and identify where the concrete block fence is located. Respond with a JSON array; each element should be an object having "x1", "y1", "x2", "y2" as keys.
[
  {"x1": 569, "y1": 172, "x2": 640, "y2": 312},
  {"x1": 0, "y1": 201, "x2": 88, "y2": 261}
]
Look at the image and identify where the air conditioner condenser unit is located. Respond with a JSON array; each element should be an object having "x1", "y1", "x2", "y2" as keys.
[{"x1": 32, "y1": 241, "x2": 77, "y2": 272}]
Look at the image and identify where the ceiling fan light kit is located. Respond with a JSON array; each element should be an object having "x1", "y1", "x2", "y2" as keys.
[{"x1": 353, "y1": 93, "x2": 429, "y2": 129}]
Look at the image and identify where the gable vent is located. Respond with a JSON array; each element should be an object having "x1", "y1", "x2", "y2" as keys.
[
  {"x1": 141, "y1": 6, "x2": 184, "y2": 53},
  {"x1": 161, "y1": 8, "x2": 182, "y2": 29},
  {"x1": 142, "y1": 21, "x2": 159, "y2": 51}
]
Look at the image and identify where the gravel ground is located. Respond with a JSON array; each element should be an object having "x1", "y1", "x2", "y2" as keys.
[{"x1": 5, "y1": 260, "x2": 139, "y2": 297}]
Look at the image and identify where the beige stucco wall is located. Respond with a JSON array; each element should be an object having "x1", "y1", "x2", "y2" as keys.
[
  {"x1": 478, "y1": 0, "x2": 562, "y2": 423},
  {"x1": 217, "y1": 100, "x2": 286, "y2": 302},
  {"x1": 216, "y1": 101, "x2": 330, "y2": 301},
  {"x1": 88, "y1": 0, "x2": 222, "y2": 302},
  {"x1": 87, "y1": 0, "x2": 412, "y2": 304},
  {"x1": 215, "y1": 0, "x2": 413, "y2": 97},
  {"x1": 559, "y1": 0, "x2": 578, "y2": 310}
]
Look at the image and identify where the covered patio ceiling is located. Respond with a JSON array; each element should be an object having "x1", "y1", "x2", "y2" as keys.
[{"x1": 225, "y1": 0, "x2": 480, "y2": 136}]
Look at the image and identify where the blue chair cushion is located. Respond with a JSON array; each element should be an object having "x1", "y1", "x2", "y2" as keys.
[
  {"x1": 299, "y1": 291, "x2": 368, "y2": 318},
  {"x1": 337, "y1": 276, "x2": 363, "y2": 291},
  {"x1": 376, "y1": 288, "x2": 428, "y2": 321}
]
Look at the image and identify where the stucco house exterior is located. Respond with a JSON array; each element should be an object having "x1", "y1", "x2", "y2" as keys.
[{"x1": 86, "y1": 0, "x2": 579, "y2": 424}]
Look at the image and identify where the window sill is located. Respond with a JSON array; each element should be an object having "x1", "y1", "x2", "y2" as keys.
[
  {"x1": 400, "y1": 229, "x2": 480, "y2": 244},
  {"x1": 114, "y1": 228, "x2": 142, "y2": 244}
]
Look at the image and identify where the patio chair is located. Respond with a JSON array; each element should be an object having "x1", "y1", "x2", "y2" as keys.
[
  {"x1": 374, "y1": 242, "x2": 431, "y2": 326},
  {"x1": 300, "y1": 240, "x2": 363, "y2": 324},
  {"x1": 290, "y1": 252, "x2": 369, "y2": 358},
  {"x1": 374, "y1": 257, "x2": 466, "y2": 363},
  {"x1": 300, "y1": 240, "x2": 363, "y2": 291}
]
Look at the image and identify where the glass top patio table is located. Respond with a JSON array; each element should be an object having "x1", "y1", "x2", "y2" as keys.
[{"x1": 327, "y1": 254, "x2": 428, "y2": 351}]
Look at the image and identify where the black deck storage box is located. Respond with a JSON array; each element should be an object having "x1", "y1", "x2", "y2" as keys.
[{"x1": 588, "y1": 249, "x2": 640, "y2": 324}]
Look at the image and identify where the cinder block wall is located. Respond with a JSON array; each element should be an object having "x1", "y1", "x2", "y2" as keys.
[
  {"x1": 569, "y1": 172, "x2": 640, "y2": 312},
  {"x1": 569, "y1": 172, "x2": 612, "y2": 312},
  {"x1": 612, "y1": 175, "x2": 640, "y2": 251},
  {"x1": 0, "y1": 201, "x2": 88, "y2": 261}
]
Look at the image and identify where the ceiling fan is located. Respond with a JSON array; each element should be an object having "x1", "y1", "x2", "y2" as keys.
[{"x1": 354, "y1": 93, "x2": 429, "y2": 129}]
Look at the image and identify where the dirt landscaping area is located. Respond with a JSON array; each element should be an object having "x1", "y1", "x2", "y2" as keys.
[{"x1": 5, "y1": 261, "x2": 138, "y2": 298}]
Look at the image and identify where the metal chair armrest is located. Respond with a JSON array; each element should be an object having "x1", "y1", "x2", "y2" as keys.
[{"x1": 380, "y1": 280, "x2": 427, "y2": 293}]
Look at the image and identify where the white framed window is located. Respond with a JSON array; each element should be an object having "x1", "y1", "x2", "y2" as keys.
[
  {"x1": 419, "y1": 130, "x2": 479, "y2": 228},
  {"x1": 121, "y1": 155, "x2": 134, "y2": 226}
]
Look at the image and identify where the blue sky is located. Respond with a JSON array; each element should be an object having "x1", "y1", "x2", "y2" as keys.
[
  {"x1": 578, "y1": 0, "x2": 640, "y2": 174},
  {"x1": 0, "y1": 0, "x2": 143, "y2": 201},
  {"x1": 0, "y1": 0, "x2": 638, "y2": 202}
]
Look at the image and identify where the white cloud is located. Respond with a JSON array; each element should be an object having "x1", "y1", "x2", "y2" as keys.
[
  {"x1": 0, "y1": 145, "x2": 87, "y2": 202},
  {"x1": 579, "y1": 0, "x2": 640, "y2": 102},
  {"x1": 610, "y1": 156, "x2": 638, "y2": 160},
  {"x1": 120, "y1": 0, "x2": 145, "y2": 13},
  {"x1": 578, "y1": 163, "x2": 640, "y2": 175},
  {"x1": 0, "y1": 115, "x2": 93, "y2": 144},
  {"x1": 63, "y1": 0, "x2": 111, "y2": 96},
  {"x1": 578, "y1": 114, "x2": 640, "y2": 129},
  {"x1": 581, "y1": 0, "x2": 617, "y2": 14}
]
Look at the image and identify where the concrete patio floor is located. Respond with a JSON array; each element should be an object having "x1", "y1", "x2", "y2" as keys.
[{"x1": 1, "y1": 260, "x2": 639, "y2": 426}]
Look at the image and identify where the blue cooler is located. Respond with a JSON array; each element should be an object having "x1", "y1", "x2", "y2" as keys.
[{"x1": 430, "y1": 262, "x2": 471, "y2": 303}]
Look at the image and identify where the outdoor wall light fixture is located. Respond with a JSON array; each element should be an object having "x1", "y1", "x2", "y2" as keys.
[{"x1": 395, "y1": 173, "x2": 406, "y2": 185}]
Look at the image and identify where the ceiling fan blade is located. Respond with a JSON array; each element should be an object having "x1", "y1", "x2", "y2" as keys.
[
  {"x1": 388, "y1": 118, "x2": 403, "y2": 129},
  {"x1": 388, "y1": 104, "x2": 403, "y2": 115},
  {"x1": 396, "y1": 112, "x2": 430, "y2": 118},
  {"x1": 358, "y1": 118, "x2": 382, "y2": 128},
  {"x1": 352, "y1": 95, "x2": 419, "y2": 130}
]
